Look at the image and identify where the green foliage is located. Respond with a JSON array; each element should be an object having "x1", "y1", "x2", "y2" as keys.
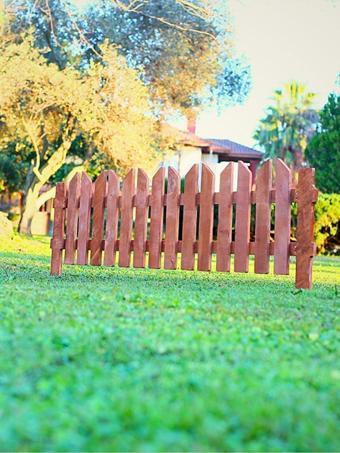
[
  {"x1": 314, "y1": 193, "x2": 340, "y2": 255},
  {"x1": 9, "y1": 0, "x2": 251, "y2": 114},
  {"x1": 0, "y1": 235, "x2": 339, "y2": 451},
  {"x1": 254, "y1": 82, "x2": 319, "y2": 168},
  {"x1": 306, "y1": 93, "x2": 340, "y2": 193},
  {"x1": 0, "y1": 35, "x2": 156, "y2": 232}
]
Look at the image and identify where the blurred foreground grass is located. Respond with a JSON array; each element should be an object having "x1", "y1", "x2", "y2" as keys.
[{"x1": 0, "y1": 235, "x2": 339, "y2": 451}]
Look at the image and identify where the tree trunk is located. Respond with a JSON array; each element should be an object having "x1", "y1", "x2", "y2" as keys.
[
  {"x1": 293, "y1": 148, "x2": 304, "y2": 170},
  {"x1": 18, "y1": 184, "x2": 41, "y2": 234},
  {"x1": 18, "y1": 139, "x2": 74, "y2": 235}
]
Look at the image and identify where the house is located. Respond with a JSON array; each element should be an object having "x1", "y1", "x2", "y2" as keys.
[{"x1": 157, "y1": 119, "x2": 263, "y2": 187}]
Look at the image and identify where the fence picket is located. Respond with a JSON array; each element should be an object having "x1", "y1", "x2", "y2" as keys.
[
  {"x1": 149, "y1": 167, "x2": 165, "y2": 268},
  {"x1": 51, "y1": 182, "x2": 66, "y2": 275},
  {"x1": 90, "y1": 171, "x2": 107, "y2": 266},
  {"x1": 133, "y1": 169, "x2": 149, "y2": 268},
  {"x1": 274, "y1": 159, "x2": 291, "y2": 274},
  {"x1": 119, "y1": 169, "x2": 135, "y2": 267},
  {"x1": 104, "y1": 170, "x2": 120, "y2": 266},
  {"x1": 296, "y1": 168, "x2": 317, "y2": 289},
  {"x1": 76, "y1": 172, "x2": 92, "y2": 265},
  {"x1": 234, "y1": 162, "x2": 251, "y2": 272},
  {"x1": 50, "y1": 159, "x2": 318, "y2": 289},
  {"x1": 64, "y1": 173, "x2": 81, "y2": 264},
  {"x1": 254, "y1": 160, "x2": 272, "y2": 273},
  {"x1": 198, "y1": 164, "x2": 215, "y2": 271},
  {"x1": 164, "y1": 167, "x2": 180, "y2": 269},
  {"x1": 216, "y1": 163, "x2": 234, "y2": 272},
  {"x1": 181, "y1": 164, "x2": 199, "y2": 270}
]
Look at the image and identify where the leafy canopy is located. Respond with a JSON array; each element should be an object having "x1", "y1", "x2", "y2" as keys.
[
  {"x1": 254, "y1": 82, "x2": 319, "y2": 168},
  {"x1": 306, "y1": 93, "x2": 340, "y2": 193},
  {"x1": 6, "y1": 0, "x2": 251, "y2": 115}
]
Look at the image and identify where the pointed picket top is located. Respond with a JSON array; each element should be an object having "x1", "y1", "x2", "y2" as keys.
[
  {"x1": 201, "y1": 163, "x2": 214, "y2": 179},
  {"x1": 186, "y1": 164, "x2": 199, "y2": 178},
  {"x1": 167, "y1": 166, "x2": 180, "y2": 191},
  {"x1": 275, "y1": 158, "x2": 290, "y2": 175},
  {"x1": 152, "y1": 166, "x2": 166, "y2": 186},
  {"x1": 67, "y1": 171, "x2": 81, "y2": 192},
  {"x1": 136, "y1": 168, "x2": 149, "y2": 194}
]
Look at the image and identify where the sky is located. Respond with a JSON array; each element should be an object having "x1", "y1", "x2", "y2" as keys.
[{"x1": 74, "y1": 0, "x2": 340, "y2": 147}]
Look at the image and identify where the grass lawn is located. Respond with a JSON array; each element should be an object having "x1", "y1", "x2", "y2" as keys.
[{"x1": 0, "y1": 234, "x2": 339, "y2": 452}]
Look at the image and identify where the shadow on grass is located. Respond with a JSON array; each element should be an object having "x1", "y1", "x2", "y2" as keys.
[{"x1": 2, "y1": 248, "x2": 338, "y2": 295}]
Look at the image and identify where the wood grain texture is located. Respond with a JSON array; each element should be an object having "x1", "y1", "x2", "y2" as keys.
[
  {"x1": 50, "y1": 182, "x2": 66, "y2": 275},
  {"x1": 164, "y1": 167, "x2": 180, "y2": 269},
  {"x1": 181, "y1": 164, "x2": 199, "y2": 270},
  {"x1": 104, "y1": 170, "x2": 119, "y2": 266},
  {"x1": 234, "y1": 161, "x2": 252, "y2": 272},
  {"x1": 198, "y1": 164, "x2": 215, "y2": 271},
  {"x1": 133, "y1": 169, "x2": 149, "y2": 268},
  {"x1": 119, "y1": 169, "x2": 135, "y2": 267},
  {"x1": 254, "y1": 160, "x2": 272, "y2": 274},
  {"x1": 64, "y1": 172, "x2": 81, "y2": 265},
  {"x1": 274, "y1": 159, "x2": 291, "y2": 275},
  {"x1": 216, "y1": 163, "x2": 234, "y2": 272},
  {"x1": 295, "y1": 168, "x2": 317, "y2": 289},
  {"x1": 77, "y1": 172, "x2": 92, "y2": 265},
  {"x1": 149, "y1": 167, "x2": 165, "y2": 269},
  {"x1": 90, "y1": 171, "x2": 107, "y2": 266}
]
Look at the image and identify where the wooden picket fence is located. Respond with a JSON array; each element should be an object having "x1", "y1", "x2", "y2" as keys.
[{"x1": 50, "y1": 159, "x2": 318, "y2": 288}]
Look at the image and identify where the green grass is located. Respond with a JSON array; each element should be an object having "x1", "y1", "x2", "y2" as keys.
[{"x1": 0, "y1": 234, "x2": 339, "y2": 452}]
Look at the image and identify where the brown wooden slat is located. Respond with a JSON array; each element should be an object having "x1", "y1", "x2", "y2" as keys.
[
  {"x1": 149, "y1": 167, "x2": 165, "y2": 268},
  {"x1": 133, "y1": 169, "x2": 149, "y2": 268},
  {"x1": 274, "y1": 159, "x2": 291, "y2": 275},
  {"x1": 234, "y1": 161, "x2": 252, "y2": 272},
  {"x1": 164, "y1": 167, "x2": 180, "y2": 269},
  {"x1": 90, "y1": 171, "x2": 107, "y2": 266},
  {"x1": 64, "y1": 173, "x2": 81, "y2": 264},
  {"x1": 50, "y1": 182, "x2": 66, "y2": 275},
  {"x1": 76, "y1": 172, "x2": 92, "y2": 265},
  {"x1": 295, "y1": 168, "x2": 317, "y2": 289},
  {"x1": 119, "y1": 169, "x2": 136, "y2": 267},
  {"x1": 216, "y1": 163, "x2": 234, "y2": 272},
  {"x1": 181, "y1": 165, "x2": 199, "y2": 270},
  {"x1": 104, "y1": 170, "x2": 120, "y2": 266},
  {"x1": 254, "y1": 160, "x2": 272, "y2": 273},
  {"x1": 198, "y1": 164, "x2": 215, "y2": 271}
]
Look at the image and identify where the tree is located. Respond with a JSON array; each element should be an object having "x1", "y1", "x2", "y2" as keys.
[
  {"x1": 86, "y1": 0, "x2": 250, "y2": 115},
  {"x1": 306, "y1": 93, "x2": 340, "y2": 193},
  {"x1": 6, "y1": 0, "x2": 251, "y2": 116},
  {"x1": 254, "y1": 82, "x2": 319, "y2": 169},
  {"x1": 0, "y1": 36, "x2": 156, "y2": 233}
]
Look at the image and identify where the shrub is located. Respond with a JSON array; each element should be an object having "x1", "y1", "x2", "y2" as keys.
[{"x1": 314, "y1": 193, "x2": 340, "y2": 255}]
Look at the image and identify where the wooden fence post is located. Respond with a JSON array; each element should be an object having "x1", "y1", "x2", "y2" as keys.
[
  {"x1": 50, "y1": 182, "x2": 66, "y2": 275},
  {"x1": 295, "y1": 168, "x2": 318, "y2": 289}
]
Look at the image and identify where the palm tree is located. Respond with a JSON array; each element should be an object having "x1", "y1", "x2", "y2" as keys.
[{"x1": 254, "y1": 82, "x2": 319, "y2": 169}]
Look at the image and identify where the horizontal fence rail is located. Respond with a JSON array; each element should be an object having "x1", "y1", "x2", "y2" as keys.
[{"x1": 50, "y1": 159, "x2": 318, "y2": 288}]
